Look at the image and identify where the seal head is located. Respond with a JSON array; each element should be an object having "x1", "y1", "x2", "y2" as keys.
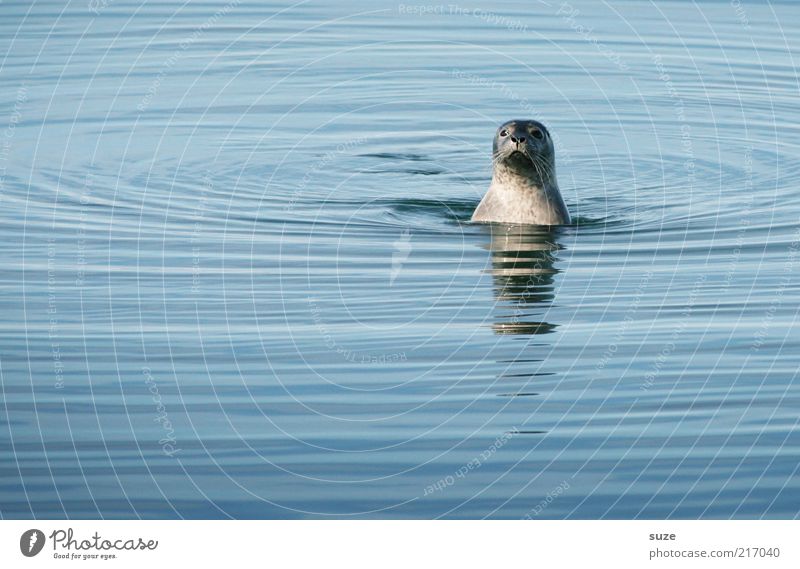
[{"x1": 471, "y1": 120, "x2": 570, "y2": 225}]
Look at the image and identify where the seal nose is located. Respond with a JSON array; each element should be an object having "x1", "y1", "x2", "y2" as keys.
[{"x1": 510, "y1": 134, "x2": 526, "y2": 144}]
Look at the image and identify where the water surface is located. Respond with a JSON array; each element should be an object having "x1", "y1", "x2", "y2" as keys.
[{"x1": 1, "y1": 0, "x2": 799, "y2": 518}]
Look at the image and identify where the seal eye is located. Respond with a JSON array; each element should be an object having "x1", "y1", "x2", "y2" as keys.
[
  {"x1": 531, "y1": 128, "x2": 544, "y2": 140},
  {"x1": 499, "y1": 129, "x2": 508, "y2": 137}
]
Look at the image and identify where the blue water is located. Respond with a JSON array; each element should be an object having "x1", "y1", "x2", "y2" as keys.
[{"x1": 1, "y1": 0, "x2": 799, "y2": 519}]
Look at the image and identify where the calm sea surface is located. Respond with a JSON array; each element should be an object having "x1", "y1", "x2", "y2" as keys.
[{"x1": 1, "y1": 0, "x2": 799, "y2": 519}]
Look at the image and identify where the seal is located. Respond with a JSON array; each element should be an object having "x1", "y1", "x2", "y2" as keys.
[{"x1": 471, "y1": 120, "x2": 570, "y2": 225}]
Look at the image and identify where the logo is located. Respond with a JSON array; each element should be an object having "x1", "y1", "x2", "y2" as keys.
[
  {"x1": 389, "y1": 228, "x2": 412, "y2": 286},
  {"x1": 20, "y1": 529, "x2": 45, "y2": 557}
]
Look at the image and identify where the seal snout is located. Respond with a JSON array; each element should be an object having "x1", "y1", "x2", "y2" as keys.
[{"x1": 502, "y1": 125, "x2": 527, "y2": 147}]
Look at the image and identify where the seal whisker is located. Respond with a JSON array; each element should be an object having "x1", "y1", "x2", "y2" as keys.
[{"x1": 532, "y1": 155, "x2": 553, "y2": 185}]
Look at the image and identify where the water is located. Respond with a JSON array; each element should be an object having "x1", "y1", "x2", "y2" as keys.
[{"x1": 1, "y1": 0, "x2": 799, "y2": 519}]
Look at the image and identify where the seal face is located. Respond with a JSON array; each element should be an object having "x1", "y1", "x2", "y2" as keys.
[{"x1": 471, "y1": 120, "x2": 571, "y2": 225}]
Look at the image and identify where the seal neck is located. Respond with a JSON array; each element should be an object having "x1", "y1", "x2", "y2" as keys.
[{"x1": 491, "y1": 160, "x2": 557, "y2": 192}]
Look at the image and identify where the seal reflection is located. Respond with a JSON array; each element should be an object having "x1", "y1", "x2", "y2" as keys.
[{"x1": 482, "y1": 225, "x2": 563, "y2": 335}]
